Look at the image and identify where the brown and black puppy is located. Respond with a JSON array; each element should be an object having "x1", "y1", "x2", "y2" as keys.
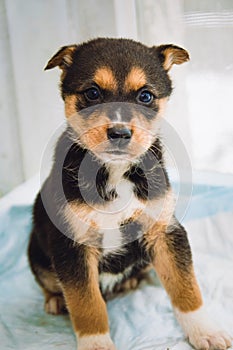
[{"x1": 28, "y1": 38, "x2": 231, "y2": 350}]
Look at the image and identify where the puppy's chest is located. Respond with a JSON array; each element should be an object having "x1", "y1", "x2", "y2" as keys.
[
  {"x1": 65, "y1": 177, "x2": 145, "y2": 255},
  {"x1": 91, "y1": 179, "x2": 144, "y2": 254},
  {"x1": 100, "y1": 179, "x2": 143, "y2": 225}
]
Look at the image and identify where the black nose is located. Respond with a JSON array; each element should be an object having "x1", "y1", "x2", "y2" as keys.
[{"x1": 107, "y1": 127, "x2": 132, "y2": 148}]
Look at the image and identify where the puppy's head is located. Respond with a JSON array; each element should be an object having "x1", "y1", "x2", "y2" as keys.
[{"x1": 45, "y1": 38, "x2": 189, "y2": 162}]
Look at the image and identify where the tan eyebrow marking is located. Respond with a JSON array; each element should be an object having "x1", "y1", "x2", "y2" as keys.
[
  {"x1": 124, "y1": 67, "x2": 147, "y2": 92},
  {"x1": 93, "y1": 67, "x2": 117, "y2": 91},
  {"x1": 64, "y1": 94, "x2": 77, "y2": 118}
]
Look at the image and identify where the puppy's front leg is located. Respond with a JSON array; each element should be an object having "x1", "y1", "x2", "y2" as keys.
[
  {"x1": 146, "y1": 221, "x2": 232, "y2": 350},
  {"x1": 53, "y1": 244, "x2": 115, "y2": 350}
]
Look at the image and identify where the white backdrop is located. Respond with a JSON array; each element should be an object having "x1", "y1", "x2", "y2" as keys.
[{"x1": 1, "y1": 0, "x2": 233, "y2": 195}]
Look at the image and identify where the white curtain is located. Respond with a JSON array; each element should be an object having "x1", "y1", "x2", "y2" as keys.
[{"x1": 1, "y1": 0, "x2": 233, "y2": 195}]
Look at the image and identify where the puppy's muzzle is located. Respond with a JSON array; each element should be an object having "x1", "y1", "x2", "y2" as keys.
[{"x1": 107, "y1": 126, "x2": 132, "y2": 148}]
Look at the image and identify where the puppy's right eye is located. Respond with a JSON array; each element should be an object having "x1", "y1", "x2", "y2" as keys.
[
  {"x1": 137, "y1": 90, "x2": 154, "y2": 105},
  {"x1": 84, "y1": 87, "x2": 100, "y2": 101}
]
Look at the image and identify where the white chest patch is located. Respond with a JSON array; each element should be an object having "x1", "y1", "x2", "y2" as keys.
[
  {"x1": 63, "y1": 176, "x2": 145, "y2": 254},
  {"x1": 98, "y1": 179, "x2": 144, "y2": 255}
]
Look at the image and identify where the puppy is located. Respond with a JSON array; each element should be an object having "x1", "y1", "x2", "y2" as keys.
[{"x1": 28, "y1": 38, "x2": 231, "y2": 350}]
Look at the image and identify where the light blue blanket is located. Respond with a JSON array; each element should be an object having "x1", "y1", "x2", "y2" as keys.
[{"x1": 0, "y1": 176, "x2": 233, "y2": 349}]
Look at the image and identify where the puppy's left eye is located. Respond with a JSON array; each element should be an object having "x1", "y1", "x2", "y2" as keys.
[
  {"x1": 137, "y1": 90, "x2": 154, "y2": 105},
  {"x1": 84, "y1": 87, "x2": 100, "y2": 101}
]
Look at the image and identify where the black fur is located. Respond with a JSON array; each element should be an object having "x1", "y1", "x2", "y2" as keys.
[
  {"x1": 28, "y1": 128, "x2": 166, "y2": 292},
  {"x1": 61, "y1": 38, "x2": 173, "y2": 101}
]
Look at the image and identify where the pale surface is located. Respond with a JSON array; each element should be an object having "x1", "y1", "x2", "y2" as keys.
[
  {"x1": 0, "y1": 173, "x2": 232, "y2": 350},
  {"x1": 1, "y1": 0, "x2": 233, "y2": 194}
]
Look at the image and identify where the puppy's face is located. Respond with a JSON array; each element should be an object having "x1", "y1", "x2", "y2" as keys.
[{"x1": 45, "y1": 38, "x2": 189, "y2": 162}]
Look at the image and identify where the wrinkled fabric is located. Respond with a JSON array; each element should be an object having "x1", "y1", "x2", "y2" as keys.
[{"x1": 0, "y1": 176, "x2": 232, "y2": 350}]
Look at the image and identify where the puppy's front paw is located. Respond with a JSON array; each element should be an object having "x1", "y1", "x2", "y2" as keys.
[
  {"x1": 188, "y1": 329, "x2": 232, "y2": 350},
  {"x1": 175, "y1": 307, "x2": 232, "y2": 350},
  {"x1": 78, "y1": 333, "x2": 116, "y2": 350}
]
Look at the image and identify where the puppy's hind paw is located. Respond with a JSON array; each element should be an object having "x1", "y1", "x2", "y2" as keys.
[{"x1": 44, "y1": 294, "x2": 67, "y2": 315}]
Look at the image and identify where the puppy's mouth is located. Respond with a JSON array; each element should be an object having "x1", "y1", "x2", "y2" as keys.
[
  {"x1": 105, "y1": 150, "x2": 128, "y2": 155},
  {"x1": 100, "y1": 149, "x2": 132, "y2": 163}
]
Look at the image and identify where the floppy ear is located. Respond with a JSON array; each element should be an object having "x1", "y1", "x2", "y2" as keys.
[
  {"x1": 44, "y1": 45, "x2": 78, "y2": 70},
  {"x1": 156, "y1": 44, "x2": 189, "y2": 71}
]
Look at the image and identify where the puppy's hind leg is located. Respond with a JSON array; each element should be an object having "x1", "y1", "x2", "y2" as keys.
[
  {"x1": 38, "y1": 270, "x2": 67, "y2": 315},
  {"x1": 43, "y1": 288, "x2": 67, "y2": 315},
  {"x1": 28, "y1": 231, "x2": 67, "y2": 315}
]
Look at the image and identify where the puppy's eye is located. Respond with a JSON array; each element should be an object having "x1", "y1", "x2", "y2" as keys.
[
  {"x1": 137, "y1": 90, "x2": 154, "y2": 105},
  {"x1": 84, "y1": 87, "x2": 100, "y2": 101}
]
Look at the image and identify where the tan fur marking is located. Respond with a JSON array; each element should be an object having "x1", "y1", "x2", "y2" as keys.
[
  {"x1": 82, "y1": 125, "x2": 109, "y2": 150},
  {"x1": 68, "y1": 111, "x2": 110, "y2": 153},
  {"x1": 124, "y1": 67, "x2": 146, "y2": 92},
  {"x1": 45, "y1": 45, "x2": 77, "y2": 71},
  {"x1": 144, "y1": 188, "x2": 175, "y2": 228},
  {"x1": 115, "y1": 277, "x2": 138, "y2": 292},
  {"x1": 123, "y1": 97, "x2": 167, "y2": 158},
  {"x1": 152, "y1": 234, "x2": 203, "y2": 312},
  {"x1": 64, "y1": 187, "x2": 145, "y2": 247},
  {"x1": 43, "y1": 290, "x2": 66, "y2": 315},
  {"x1": 162, "y1": 47, "x2": 189, "y2": 71},
  {"x1": 35, "y1": 266, "x2": 61, "y2": 294},
  {"x1": 94, "y1": 67, "x2": 117, "y2": 91},
  {"x1": 67, "y1": 202, "x2": 93, "y2": 220},
  {"x1": 138, "y1": 188, "x2": 202, "y2": 313},
  {"x1": 143, "y1": 221, "x2": 169, "y2": 248},
  {"x1": 130, "y1": 208, "x2": 144, "y2": 222},
  {"x1": 129, "y1": 115, "x2": 154, "y2": 156},
  {"x1": 63, "y1": 202, "x2": 99, "y2": 245},
  {"x1": 62, "y1": 248, "x2": 109, "y2": 336},
  {"x1": 156, "y1": 97, "x2": 168, "y2": 118},
  {"x1": 65, "y1": 95, "x2": 78, "y2": 118}
]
